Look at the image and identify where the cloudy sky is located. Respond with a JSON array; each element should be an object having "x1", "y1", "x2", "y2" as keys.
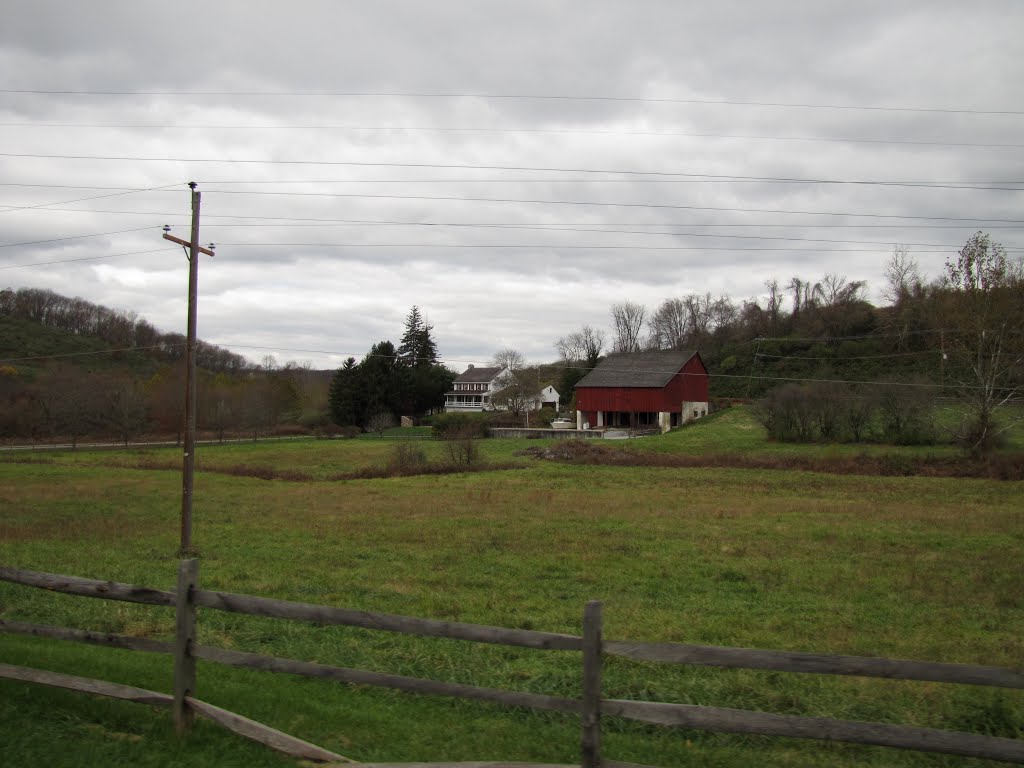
[{"x1": 2, "y1": 1, "x2": 1022, "y2": 370}]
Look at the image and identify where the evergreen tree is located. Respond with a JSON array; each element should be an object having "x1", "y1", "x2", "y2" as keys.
[
  {"x1": 398, "y1": 305, "x2": 439, "y2": 367},
  {"x1": 397, "y1": 306, "x2": 449, "y2": 416},
  {"x1": 360, "y1": 340, "x2": 404, "y2": 424},
  {"x1": 328, "y1": 357, "x2": 361, "y2": 426}
]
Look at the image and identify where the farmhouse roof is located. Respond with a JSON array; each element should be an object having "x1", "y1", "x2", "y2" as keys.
[
  {"x1": 454, "y1": 365, "x2": 504, "y2": 383},
  {"x1": 575, "y1": 350, "x2": 700, "y2": 389}
]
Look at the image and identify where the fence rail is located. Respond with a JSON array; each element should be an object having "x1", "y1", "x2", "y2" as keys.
[
  {"x1": 604, "y1": 639, "x2": 1024, "y2": 688},
  {"x1": 192, "y1": 584, "x2": 582, "y2": 650},
  {"x1": 1, "y1": 563, "x2": 1022, "y2": 765}
]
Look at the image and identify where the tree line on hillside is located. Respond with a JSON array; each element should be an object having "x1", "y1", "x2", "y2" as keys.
[
  {"x1": 0, "y1": 287, "x2": 249, "y2": 373},
  {"x1": 0, "y1": 287, "x2": 330, "y2": 444},
  {"x1": 555, "y1": 233, "x2": 1022, "y2": 401},
  {"x1": 0, "y1": 356, "x2": 327, "y2": 446},
  {"x1": 0, "y1": 292, "x2": 453, "y2": 444}
]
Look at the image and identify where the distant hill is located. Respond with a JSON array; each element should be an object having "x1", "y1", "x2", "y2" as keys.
[
  {"x1": 0, "y1": 286, "x2": 251, "y2": 378},
  {"x1": 0, "y1": 287, "x2": 327, "y2": 445},
  {"x1": 0, "y1": 315, "x2": 163, "y2": 379}
]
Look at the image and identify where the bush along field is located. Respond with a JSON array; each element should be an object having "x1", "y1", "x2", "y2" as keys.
[{"x1": 1, "y1": 410, "x2": 1022, "y2": 767}]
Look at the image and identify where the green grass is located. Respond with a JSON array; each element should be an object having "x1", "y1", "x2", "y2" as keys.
[
  {"x1": 1, "y1": 422, "x2": 1022, "y2": 766},
  {"x1": 637, "y1": 405, "x2": 1024, "y2": 458}
]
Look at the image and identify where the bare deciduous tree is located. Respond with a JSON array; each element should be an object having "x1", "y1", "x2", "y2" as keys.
[
  {"x1": 492, "y1": 367, "x2": 539, "y2": 417},
  {"x1": 683, "y1": 293, "x2": 714, "y2": 348},
  {"x1": 882, "y1": 246, "x2": 923, "y2": 306},
  {"x1": 555, "y1": 326, "x2": 605, "y2": 367},
  {"x1": 813, "y1": 274, "x2": 866, "y2": 308},
  {"x1": 646, "y1": 298, "x2": 688, "y2": 350},
  {"x1": 940, "y1": 232, "x2": 1024, "y2": 454},
  {"x1": 367, "y1": 411, "x2": 396, "y2": 437},
  {"x1": 764, "y1": 279, "x2": 783, "y2": 333},
  {"x1": 610, "y1": 301, "x2": 646, "y2": 353},
  {"x1": 490, "y1": 348, "x2": 525, "y2": 371}
]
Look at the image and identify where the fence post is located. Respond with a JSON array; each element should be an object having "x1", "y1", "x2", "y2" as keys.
[
  {"x1": 581, "y1": 600, "x2": 603, "y2": 768},
  {"x1": 174, "y1": 558, "x2": 199, "y2": 735}
]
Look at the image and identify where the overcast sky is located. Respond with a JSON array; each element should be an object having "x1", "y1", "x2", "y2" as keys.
[{"x1": 2, "y1": 1, "x2": 1022, "y2": 370}]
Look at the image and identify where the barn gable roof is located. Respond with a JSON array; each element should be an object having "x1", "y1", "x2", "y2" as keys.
[{"x1": 575, "y1": 350, "x2": 701, "y2": 388}]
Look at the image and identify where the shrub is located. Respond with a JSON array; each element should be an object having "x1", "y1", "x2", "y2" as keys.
[
  {"x1": 807, "y1": 381, "x2": 845, "y2": 441},
  {"x1": 874, "y1": 380, "x2": 937, "y2": 445},
  {"x1": 754, "y1": 383, "x2": 815, "y2": 441},
  {"x1": 842, "y1": 390, "x2": 875, "y2": 443},
  {"x1": 386, "y1": 442, "x2": 428, "y2": 474},
  {"x1": 431, "y1": 412, "x2": 491, "y2": 439},
  {"x1": 366, "y1": 411, "x2": 396, "y2": 437},
  {"x1": 756, "y1": 380, "x2": 942, "y2": 446},
  {"x1": 486, "y1": 410, "x2": 527, "y2": 428},
  {"x1": 298, "y1": 408, "x2": 330, "y2": 429},
  {"x1": 271, "y1": 424, "x2": 310, "y2": 437},
  {"x1": 445, "y1": 427, "x2": 481, "y2": 467},
  {"x1": 955, "y1": 414, "x2": 1008, "y2": 457}
]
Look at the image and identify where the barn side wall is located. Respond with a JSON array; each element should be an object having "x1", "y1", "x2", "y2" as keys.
[{"x1": 575, "y1": 354, "x2": 709, "y2": 415}]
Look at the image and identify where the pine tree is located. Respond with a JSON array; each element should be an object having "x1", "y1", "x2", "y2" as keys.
[
  {"x1": 396, "y1": 306, "x2": 449, "y2": 417},
  {"x1": 398, "y1": 305, "x2": 438, "y2": 368},
  {"x1": 328, "y1": 357, "x2": 361, "y2": 426},
  {"x1": 360, "y1": 340, "x2": 404, "y2": 424}
]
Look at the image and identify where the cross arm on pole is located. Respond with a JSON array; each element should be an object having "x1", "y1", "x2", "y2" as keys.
[{"x1": 163, "y1": 232, "x2": 215, "y2": 257}]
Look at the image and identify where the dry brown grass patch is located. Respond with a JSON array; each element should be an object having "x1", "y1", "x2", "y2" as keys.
[{"x1": 518, "y1": 442, "x2": 1024, "y2": 480}]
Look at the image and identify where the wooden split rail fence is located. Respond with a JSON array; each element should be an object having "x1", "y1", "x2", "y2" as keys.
[{"x1": 1, "y1": 562, "x2": 1022, "y2": 765}]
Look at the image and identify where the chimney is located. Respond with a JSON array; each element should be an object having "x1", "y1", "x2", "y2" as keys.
[{"x1": 467, "y1": 364, "x2": 474, "y2": 369}]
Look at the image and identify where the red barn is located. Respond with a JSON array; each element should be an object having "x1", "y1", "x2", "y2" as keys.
[{"x1": 574, "y1": 350, "x2": 709, "y2": 431}]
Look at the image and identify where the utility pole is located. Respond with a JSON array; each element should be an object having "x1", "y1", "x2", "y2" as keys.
[
  {"x1": 746, "y1": 337, "x2": 763, "y2": 400},
  {"x1": 940, "y1": 329, "x2": 946, "y2": 386},
  {"x1": 163, "y1": 182, "x2": 215, "y2": 556}
]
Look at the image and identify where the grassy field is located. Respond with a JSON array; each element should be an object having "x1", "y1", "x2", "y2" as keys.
[{"x1": 1, "y1": 412, "x2": 1022, "y2": 767}]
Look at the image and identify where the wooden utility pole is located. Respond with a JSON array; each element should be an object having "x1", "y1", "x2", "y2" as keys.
[
  {"x1": 580, "y1": 600, "x2": 603, "y2": 768},
  {"x1": 163, "y1": 183, "x2": 214, "y2": 556},
  {"x1": 173, "y1": 557, "x2": 199, "y2": 734},
  {"x1": 940, "y1": 329, "x2": 946, "y2": 386}
]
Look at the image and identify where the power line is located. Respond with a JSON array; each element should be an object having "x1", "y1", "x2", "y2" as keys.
[
  {"x1": 0, "y1": 183, "x2": 148, "y2": 190},
  {"x1": 706, "y1": 371, "x2": 1014, "y2": 392},
  {"x1": 1, "y1": 192, "x2": 1018, "y2": 248},
  {"x1": 5, "y1": 176, "x2": 1022, "y2": 188},
  {"x1": 19, "y1": 205, "x2": 1024, "y2": 230},
  {"x1": 178, "y1": 191, "x2": 1024, "y2": 224},
  {"x1": 206, "y1": 345, "x2": 1019, "y2": 393},
  {"x1": 210, "y1": 179, "x2": 1024, "y2": 192},
  {"x1": 2, "y1": 121, "x2": 1022, "y2": 150},
  {"x1": 3, "y1": 154, "x2": 1022, "y2": 190},
  {"x1": 204, "y1": 175, "x2": 1024, "y2": 187},
  {"x1": 0, "y1": 246, "x2": 177, "y2": 270},
  {"x1": 7, "y1": 202, "x2": 1020, "y2": 251},
  {"x1": 2, "y1": 88, "x2": 1021, "y2": 115},
  {"x1": 0, "y1": 343, "x2": 178, "y2": 364},
  {"x1": 756, "y1": 350, "x2": 939, "y2": 361},
  {"x1": 0, "y1": 226, "x2": 156, "y2": 249},
  {"x1": 181, "y1": 220, "x2": 1024, "y2": 250},
  {"x1": 210, "y1": 241, "x2": 984, "y2": 254},
  {"x1": 4, "y1": 337, "x2": 1016, "y2": 394},
  {"x1": 0, "y1": 182, "x2": 183, "y2": 214},
  {"x1": 11, "y1": 183, "x2": 1018, "y2": 223}
]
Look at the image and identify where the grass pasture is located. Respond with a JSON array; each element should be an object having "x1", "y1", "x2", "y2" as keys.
[{"x1": 1, "y1": 417, "x2": 1022, "y2": 767}]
